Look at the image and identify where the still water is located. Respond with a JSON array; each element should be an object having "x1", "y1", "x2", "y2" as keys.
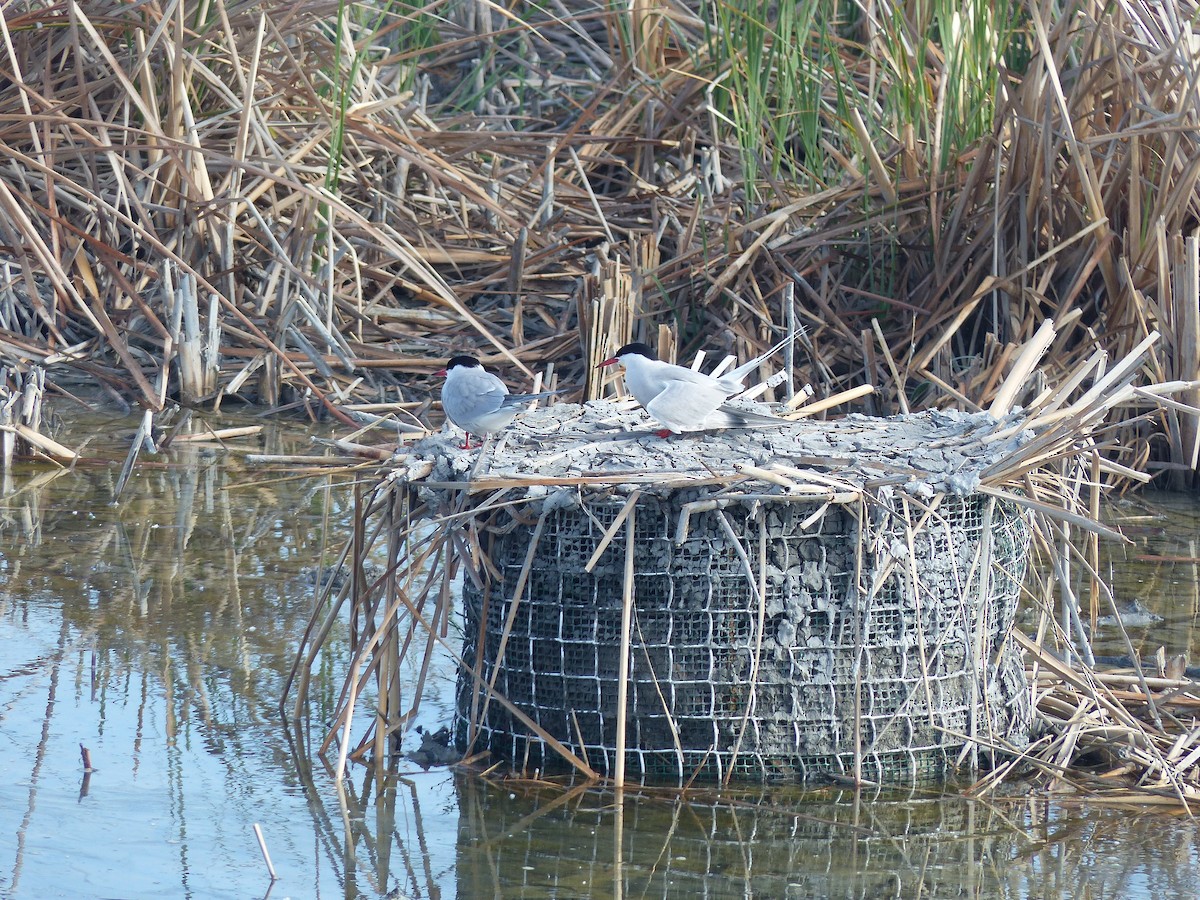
[{"x1": 1, "y1": 406, "x2": 1199, "y2": 899}]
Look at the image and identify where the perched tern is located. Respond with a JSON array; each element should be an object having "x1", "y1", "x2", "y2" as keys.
[
  {"x1": 436, "y1": 355, "x2": 564, "y2": 449},
  {"x1": 598, "y1": 338, "x2": 792, "y2": 436}
]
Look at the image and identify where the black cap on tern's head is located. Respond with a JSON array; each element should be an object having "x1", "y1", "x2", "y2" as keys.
[
  {"x1": 615, "y1": 342, "x2": 656, "y2": 359},
  {"x1": 436, "y1": 355, "x2": 482, "y2": 377},
  {"x1": 599, "y1": 342, "x2": 657, "y2": 367}
]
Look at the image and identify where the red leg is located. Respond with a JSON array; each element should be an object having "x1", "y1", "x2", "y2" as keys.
[{"x1": 653, "y1": 428, "x2": 674, "y2": 438}]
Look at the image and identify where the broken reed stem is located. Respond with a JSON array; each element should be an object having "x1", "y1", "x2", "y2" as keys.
[
  {"x1": 177, "y1": 270, "x2": 205, "y2": 404},
  {"x1": 466, "y1": 531, "x2": 491, "y2": 751},
  {"x1": 335, "y1": 651, "x2": 360, "y2": 783},
  {"x1": 169, "y1": 425, "x2": 263, "y2": 443},
  {"x1": 252, "y1": 823, "x2": 278, "y2": 882},
  {"x1": 282, "y1": 483, "x2": 377, "y2": 722},
  {"x1": 714, "y1": 509, "x2": 768, "y2": 787},
  {"x1": 585, "y1": 489, "x2": 641, "y2": 572},
  {"x1": 899, "y1": 499, "x2": 937, "y2": 727},
  {"x1": 113, "y1": 410, "x2": 155, "y2": 501},
  {"x1": 871, "y1": 318, "x2": 908, "y2": 414},
  {"x1": 784, "y1": 384, "x2": 875, "y2": 417},
  {"x1": 853, "y1": 496, "x2": 866, "y2": 787},
  {"x1": 632, "y1": 615, "x2": 686, "y2": 778},
  {"x1": 474, "y1": 511, "x2": 548, "y2": 736},
  {"x1": 612, "y1": 783, "x2": 626, "y2": 900},
  {"x1": 389, "y1": 568, "x2": 597, "y2": 778},
  {"x1": 373, "y1": 487, "x2": 402, "y2": 766},
  {"x1": 969, "y1": 497, "x2": 997, "y2": 770},
  {"x1": 994, "y1": 319, "x2": 1059, "y2": 416},
  {"x1": 1181, "y1": 236, "x2": 1200, "y2": 482},
  {"x1": 614, "y1": 503, "x2": 636, "y2": 789}
]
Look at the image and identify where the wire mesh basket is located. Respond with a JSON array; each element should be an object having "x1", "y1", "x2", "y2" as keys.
[{"x1": 455, "y1": 488, "x2": 1031, "y2": 784}]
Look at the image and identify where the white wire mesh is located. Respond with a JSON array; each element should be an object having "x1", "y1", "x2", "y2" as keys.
[{"x1": 455, "y1": 491, "x2": 1031, "y2": 784}]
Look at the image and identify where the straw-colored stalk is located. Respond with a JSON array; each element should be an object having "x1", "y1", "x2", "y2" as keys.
[{"x1": 613, "y1": 505, "x2": 636, "y2": 789}]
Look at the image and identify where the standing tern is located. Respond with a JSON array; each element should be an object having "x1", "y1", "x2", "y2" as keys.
[
  {"x1": 598, "y1": 337, "x2": 792, "y2": 436},
  {"x1": 436, "y1": 355, "x2": 565, "y2": 449}
]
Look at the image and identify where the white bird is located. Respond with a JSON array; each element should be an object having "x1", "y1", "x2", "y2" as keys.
[
  {"x1": 436, "y1": 355, "x2": 564, "y2": 449},
  {"x1": 598, "y1": 337, "x2": 792, "y2": 436}
]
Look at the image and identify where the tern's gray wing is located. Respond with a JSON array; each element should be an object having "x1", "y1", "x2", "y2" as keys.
[
  {"x1": 667, "y1": 364, "x2": 729, "y2": 388},
  {"x1": 624, "y1": 359, "x2": 725, "y2": 407},
  {"x1": 644, "y1": 379, "x2": 729, "y2": 432},
  {"x1": 703, "y1": 402, "x2": 790, "y2": 428},
  {"x1": 499, "y1": 387, "x2": 568, "y2": 407},
  {"x1": 442, "y1": 369, "x2": 509, "y2": 430}
]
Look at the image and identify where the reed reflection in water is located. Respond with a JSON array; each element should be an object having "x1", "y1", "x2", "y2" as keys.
[
  {"x1": 0, "y1": 412, "x2": 453, "y2": 898},
  {"x1": 456, "y1": 775, "x2": 1200, "y2": 899}
]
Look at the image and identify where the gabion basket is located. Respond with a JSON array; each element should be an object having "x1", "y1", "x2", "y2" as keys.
[{"x1": 454, "y1": 488, "x2": 1031, "y2": 784}]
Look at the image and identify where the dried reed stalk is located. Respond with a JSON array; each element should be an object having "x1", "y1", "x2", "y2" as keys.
[
  {"x1": 1001, "y1": 630, "x2": 1200, "y2": 808},
  {"x1": 0, "y1": 366, "x2": 74, "y2": 466},
  {"x1": 613, "y1": 504, "x2": 636, "y2": 789}
]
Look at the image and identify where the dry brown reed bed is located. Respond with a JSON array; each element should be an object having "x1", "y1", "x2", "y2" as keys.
[
  {"x1": 968, "y1": 630, "x2": 1200, "y2": 808},
  {"x1": 0, "y1": 0, "x2": 1196, "y2": 485}
]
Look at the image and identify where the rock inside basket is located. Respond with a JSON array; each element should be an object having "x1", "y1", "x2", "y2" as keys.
[{"x1": 413, "y1": 401, "x2": 1034, "y2": 784}]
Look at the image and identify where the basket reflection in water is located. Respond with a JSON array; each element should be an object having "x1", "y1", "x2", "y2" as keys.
[
  {"x1": 455, "y1": 775, "x2": 1038, "y2": 898},
  {"x1": 455, "y1": 482, "x2": 1031, "y2": 784}
]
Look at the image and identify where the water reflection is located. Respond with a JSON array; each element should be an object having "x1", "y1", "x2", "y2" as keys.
[
  {"x1": 0, "y1": 407, "x2": 1199, "y2": 898},
  {"x1": 1094, "y1": 494, "x2": 1200, "y2": 659},
  {"x1": 0, "y1": 409, "x2": 390, "y2": 899},
  {"x1": 455, "y1": 776, "x2": 1200, "y2": 899}
]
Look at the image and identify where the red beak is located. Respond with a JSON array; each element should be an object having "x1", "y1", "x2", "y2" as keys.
[
  {"x1": 434, "y1": 368, "x2": 447, "y2": 377},
  {"x1": 598, "y1": 357, "x2": 618, "y2": 368}
]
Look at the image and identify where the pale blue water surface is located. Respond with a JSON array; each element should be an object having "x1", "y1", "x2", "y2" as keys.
[{"x1": 1, "y1": 403, "x2": 1199, "y2": 899}]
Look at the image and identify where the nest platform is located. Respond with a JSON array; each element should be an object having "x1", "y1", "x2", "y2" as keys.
[{"x1": 400, "y1": 399, "x2": 1036, "y2": 784}]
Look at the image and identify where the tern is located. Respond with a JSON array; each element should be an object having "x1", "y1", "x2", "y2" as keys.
[
  {"x1": 436, "y1": 355, "x2": 565, "y2": 449},
  {"x1": 598, "y1": 337, "x2": 792, "y2": 436}
]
